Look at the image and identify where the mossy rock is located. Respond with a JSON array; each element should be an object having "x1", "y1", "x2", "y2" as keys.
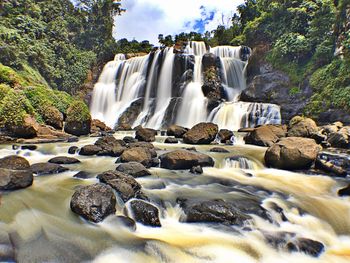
[{"x1": 64, "y1": 101, "x2": 91, "y2": 136}]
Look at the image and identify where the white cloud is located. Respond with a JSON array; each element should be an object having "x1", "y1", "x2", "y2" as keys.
[{"x1": 114, "y1": 0, "x2": 244, "y2": 45}]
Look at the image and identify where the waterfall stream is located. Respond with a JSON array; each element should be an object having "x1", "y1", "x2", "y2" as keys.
[{"x1": 90, "y1": 41, "x2": 281, "y2": 130}]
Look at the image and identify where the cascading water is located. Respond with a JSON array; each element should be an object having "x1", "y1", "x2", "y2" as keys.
[{"x1": 90, "y1": 41, "x2": 281, "y2": 130}]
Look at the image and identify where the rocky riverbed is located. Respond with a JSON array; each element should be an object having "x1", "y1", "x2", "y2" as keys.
[{"x1": 0, "y1": 120, "x2": 350, "y2": 262}]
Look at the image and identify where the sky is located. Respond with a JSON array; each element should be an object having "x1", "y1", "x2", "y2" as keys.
[{"x1": 114, "y1": 0, "x2": 244, "y2": 45}]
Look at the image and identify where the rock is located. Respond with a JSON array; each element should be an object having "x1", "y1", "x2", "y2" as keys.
[
  {"x1": 68, "y1": 146, "x2": 79, "y2": 154},
  {"x1": 120, "y1": 147, "x2": 156, "y2": 168},
  {"x1": 128, "y1": 141, "x2": 154, "y2": 149},
  {"x1": 79, "y1": 145, "x2": 102, "y2": 156},
  {"x1": 70, "y1": 183, "x2": 116, "y2": 223},
  {"x1": 117, "y1": 99, "x2": 143, "y2": 127},
  {"x1": 73, "y1": 171, "x2": 90, "y2": 179},
  {"x1": 181, "y1": 199, "x2": 251, "y2": 225},
  {"x1": 164, "y1": 137, "x2": 178, "y2": 144},
  {"x1": 30, "y1": 125, "x2": 74, "y2": 143},
  {"x1": 97, "y1": 170, "x2": 142, "y2": 202},
  {"x1": 123, "y1": 136, "x2": 137, "y2": 144},
  {"x1": 128, "y1": 200, "x2": 161, "y2": 227},
  {"x1": 159, "y1": 150, "x2": 214, "y2": 170},
  {"x1": 190, "y1": 165, "x2": 203, "y2": 174},
  {"x1": 116, "y1": 162, "x2": 151, "y2": 178},
  {"x1": 0, "y1": 168, "x2": 33, "y2": 190},
  {"x1": 166, "y1": 125, "x2": 188, "y2": 138},
  {"x1": 94, "y1": 136, "x2": 126, "y2": 157},
  {"x1": 64, "y1": 120, "x2": 91, "y2": 136},
  {"x1": 116, "y1": 123, "x2": 132, "y2": 131},
  {"x1": 210, "y1": 147, "x2": 229, "y2": 153},
  {"x1": 105, "y1": 215, "x2": 136, "y2": 231},
  {"x1": 288, "y1": 116, "x2": 319, "y2": 138},
  {"x1": 21, "y1": 145, "x2": 37, "y2": 151},
  {"x1": 183, "y1": 122, "x2": 218, "y2": 144},
  {"x1": 31, "y1": 163, "x2": 69, "y2": 175},
  {"x1": 135, "y1": 127, "x2": 157, "y2": 142},
  {"x1": 265, "y1": 137, "x2": 321, "y2": 170},
  {"x1": 43, "y1": 106, "x2": 64, "y2": 130},
  {"x1": 202, "y1": 53, "x2": 218, "y2": 71},
  {"x1": 338, "y1": 184, "x2": 350, "y2": 197},
  {"x1": 244, "y1": 125, "x2": 287, "y2": 147},
  {"x1": 217, "y1": 129, "x2": 233, "y2": 143},
  {"x1": 315, "y1": 158, "x2": 347, "y2": 177},
  {"x1": 286, "y1": 238, "x2": 324, "y2": 257},
  {"x1": 315, "y1": 152, "x2": 349, "y2": 177},
  {"x1": 0, "y1": 155, "x2": 30, "y2": 170},
  {"x1": 327, "y1": 127, "x2": 350, "y2": 148},
  {"x1": 48, "y1": 156, "x2": 80, "y2": 164},
  {"x1": 90, "y1": 119, "x2": 111, "y2": 134},
  {"x1": 8, "y1": 116, "x2": 39, "y2": 138}
]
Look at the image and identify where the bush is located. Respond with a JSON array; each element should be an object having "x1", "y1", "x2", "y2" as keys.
[{"x1": 66, "y1": 100, "x2": 91, "y2": 123}]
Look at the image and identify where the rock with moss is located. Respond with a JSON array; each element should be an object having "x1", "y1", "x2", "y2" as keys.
[{"x1": 64, "y1": 101, "x2": 91, "y2": 136}]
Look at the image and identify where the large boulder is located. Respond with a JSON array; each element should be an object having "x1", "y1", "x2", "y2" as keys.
[
  {"x1": 166, "y1": 125, "x2": 188, "y2": 138},
  {"x1": 8, "y1": 116, "x2": 39, "y2": 138},
  {"x1": 70, "y1": 183, "x2": 116, "y2": 223},
  {"x1": 48, "y1": 156, "x2": 80, "y2": 164},
  {"x1": 287, "y1": 116, "x2": 318, "y2": 138},
  {"x1": 94, "y1": 136, "x2": 126, "y2": 157},
  {"x1": 244, "y1": 125, "x2": 287, "y2": 147},
  {"x1": 135, "y1": 127, "x2": 157, "y2": 142},
  {"x1": 183, "y1": 122, "x2": 218, "y2": 144},
  {"x1": 90, "y1": 119, "x2": 111, "y2": 134},
  {"x1": 159, "y1": 150, "x2": 214, "y2": 170},
  {"x1": 42, "y1": 106, "x2": 64, "y2": 130},
  {"x1": 265, "y1": 137, "x2": 321, "y2": 170},
  {"x1": 31, "y1": 163, "x2": 69, "y2": 175},
  {"x1": 97, "y1": 170, "x2": 143, "y2": 202},
  {"x1": 127, "y1": 200, "x2": 161, "y2": 227},
  {"x1": 120, "y1": 147, "x2": 157, "y2": 168},
  {"x1": 64, "y1": 120, "x2": 91, "y2": 136},
  {"x1": 79, "y1": 145, "x2": 102, "y2": 156},
  {"x1": 116, "y1": 162, "x2": 151, "y2": 178},
  {"x1": 217, "y1": 129, "x2": 233, "y2": 143},
  {"x1": 0, "y1": 156, "x2": 33, "y2": 190}
]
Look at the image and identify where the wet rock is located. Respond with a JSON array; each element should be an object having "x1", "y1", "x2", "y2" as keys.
[
  {"x1": 183, "y1": 122, "x2": 218, "y2": 144},
  {"x1": 166, "y1": 125, "x2": 188, "y2": 138},
  {"x1": 190, "y1": 165, "x2": 203, "y2": 174},
  {"x1": 315, "y1": 158, "x2": 347, "y2": 177},
  {"x1": 94, "y1": 136, "x2": 126, "y2": 157},
  {"x1": 48, "y1": 156, "x2": 80, "y2": 164},
  {"x1": 70, "y1": 183, "x2": 116, "y2": 223},
  {"x1": 116, "y1": 123, "x2": 132, "y2": 131},
  {"x1": 265, "y1": 137, "x2": 321, "y2": 170},
  {"x1": 90, "y1": 119, "x2": 111, "y2": 134},
  {"x1": 105, "y1": 215, "x2": 137, "y2": 231},
  {"x1": 244, "y1": 125, "x2": 287, "y2": 147},
  {"x1": 0, "y1": 230, "x2": 15, "y2": 262},
  {"x1": 64, "y1": 119, "x2": 91, "y2": 136},
  {"x1": 327, "y1": 127, "x2": 350, "y2": 148},
  {"x1": 128, "y1": 200, "x2": 161, "y2": 227},
  {"x1": 218, "y1": 129, "x2": 233, "y2": 143},
  {"x1": 120, "y1": 147, "x2": 156, "y2": 168},
  {"x1": 68, "y1": 146, "x2": 79, "y2": 154},
  {"x1": 288, "y1": 116, "x2": 319, "y2": 138},
  {"x1": 0, "y1": 167, "x2": 33, "y2": 190},
  {"x1": 73, "y1": 171, "x2": 90, "y2": 179},
  {"x1": 338, "y1": 184, "x2": 350, "y2": 197},
  {"x1": 202, "y1": 53, "x2": 218, "y2": 71},
  {"x1": 164, "y1": 137, "x2": 178, "y2": 144},
  {"x1": 181, "y1": 199, "x2": 251, "y2": 226},
  {"x1": 21, "y1": 145, "x2": 37, "y2": 151},
  {"x1": 79, "y1": 145, "x2": 102, "y2": 156},
  {"x1": 287, "y1": 238, "x2": 324, "y2": 257},
  {"x1": 7, "y1": 116, "x2": 39, "y2": 138},
  {"x1": 97, "y1": 170, "x2": 143, "y2": 202},
  {"x1": 210, "y1": 147, "x2": 229, "y2": 153},
  {"x1": 127, "y1": 141, "x2": 155, "y2": 149},
  {"x1": 116, "y1": 162, "x2": 151, "y2": 178},
  {"x1": 159, "y1": 150, "x2": 214, "y2": 170},
  {"x1": 31, "y1": 163, "x2": 69, "y2": 175},
  {"x1": 123, "y1": 136, "x2": 137, "y2": 144},
  {"x1": 135, "y1": 127, "x2": 157, "y2": 142},
  {"x1": 0, "y1": 155, "x2": 30, "y2": 170}
]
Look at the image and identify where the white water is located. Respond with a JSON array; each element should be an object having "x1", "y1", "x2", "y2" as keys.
[{"x1": 90, "y1": 41, "x2": 281, "y2": 130}]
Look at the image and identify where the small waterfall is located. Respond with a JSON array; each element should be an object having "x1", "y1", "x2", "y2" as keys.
[
  {"x1": 184, "y1": 41, "x2": 207, "y2": 56},
  {"x1": 223, "y1": 156, "x2": 257, "y2": 170}
]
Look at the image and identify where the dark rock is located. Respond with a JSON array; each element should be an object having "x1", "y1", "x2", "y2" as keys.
[
  {"x1": 202, "y1": 67, "x2": 222, "y2": 103},
  {"x1": 116, "y1": 123, "x2": 132, "y2": 131},
  {"x1": 327, "y1": 127, "x2": 350, "y2": 148},
  {"x1": 128, "y1": 200, "x2": 161, "y2": 227},
  {"x1": 338, "y1": 184, "x2": 350, "y2": 197},
  {"x1": 97, "y1": 170, "x2": 142, "y2": 202},
  {"x1": 117, "y1": 99, "x2": 143, "y2": 127},
  {"x1": 120, "y1": 147, "x2": 156, "y2": 168},
  {"x1": 31, "y1": 163, "x2": 69, "y2": 175},
  {"x1": 244, "y1": 125, "x2": 287, "y2": 147},
  {"x1": 181, "y1": 199, "x2": 251, "y2": 225},
  {"x1": 315, "y1": 158, "x2": 347, "y2": 177},
  {"x1": 210, "y1": 147, "x2": 229, "y2": 153},
  {"x1": 7, "y1": 116, "x2": 39, "y2": 138},
  {"x1": 123, "y1": 136, "x2": 137, "y2": 144},
  {"x1": 43, "y1": 106, "x2": 64, "y2": 130},
  {"x1": 94, "y1": 136, "x2": 126, "y2": 157},
  {"x1": 21, "y1": 145, "x2": 37, "y2": 151},
  {"x1": 287, "y1": 238, "x2": 324, "y2": 257},
  {"x1": 0, "y1": 155, "x2": 30, "y2": 170},
  {"x1": 190, "y1": 165, "x2": 203, "y2": 174},
  {"x1": 128, "y1": 141, "x2": 154, "y2": 149},
  {"x1": 183, "y1": 122, "x2": 218, "y2": 144},
  {"x1": 218, "y1": 129, "x2": 233, "y2": 143},
  {"x1": 116, "y1": 162, "x2": 151, "y2": 178},
  {"x1": 0, "y1": 168, "x2": 33, "y2": 190},
  {"x1": 152, "y1": 157, "x2": 160, "y2": 167},
  {"x1": 106, "y1": 216, "x2": 136, "y2": 231},
  {"x1": 159, "y1": 150, "x2": 214, "y2": 170},
  {"x1": 79, "y1": 145, "x2": 102, "y2": 156},
  {"x1": 73, "y1": 171, "x2": 90, "y2": 179},
  {"x1": 288, "y1": 116, "x2": 319, "y2": 138},
  {"x1": 48, "y1": 156, "x2": 80, "y2": 164},
  {"x1": 164, "y1": 137, "x2": 178, "y2": 144},
  {"x1": 166, "y1": 125, "x2": 188, "y2": 138},
  {"x1": 315, "y1": 152, "x2": 350, "y2": 177},
  {"x1": 202, "y1": 53, "x2": 217, "y2": 71},
  {"x1": 68, "y1": 146, "x2": 79, "y2": 154},
  {"x1": 70, "y1": 183, "x2": 116, "y2": 223},
  {"x1": 265, "y1": 137, "x2": 321, "y2": 170},
  {"x1": 64, "y1": 120, "x2": 91, "y2": 136},
  {"x1": 135, "y1": 127, "x2": 157, "y2": 142}
]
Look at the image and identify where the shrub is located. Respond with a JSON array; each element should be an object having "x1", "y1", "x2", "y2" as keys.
[{"x1": 66, "y1": 100, "x2": 91, "y2": 123}]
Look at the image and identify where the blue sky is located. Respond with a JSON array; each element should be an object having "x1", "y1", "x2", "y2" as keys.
[{"x1": 114, "y1": 0, "x2": 244, "y2": 44}]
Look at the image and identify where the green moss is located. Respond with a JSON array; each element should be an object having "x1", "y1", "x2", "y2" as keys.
[
  {"x1": 66, "y1": 100, "x2": 91, "y2": 123},
  {"x1": 289, "y1": 86, "x2": 301, "y2": 96},
  {"x1": 0, "y1": 84, "x2": 11, "y2": 101}
]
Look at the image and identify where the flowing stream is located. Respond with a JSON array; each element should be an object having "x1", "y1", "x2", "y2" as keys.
[{"x1": 1, "y1": 133, "x2": 350, "y2": 262}]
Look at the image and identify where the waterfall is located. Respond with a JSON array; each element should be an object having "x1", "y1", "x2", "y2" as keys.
[{"x1": 90, "y1": 41, "x2": 281, "y2": 130}]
